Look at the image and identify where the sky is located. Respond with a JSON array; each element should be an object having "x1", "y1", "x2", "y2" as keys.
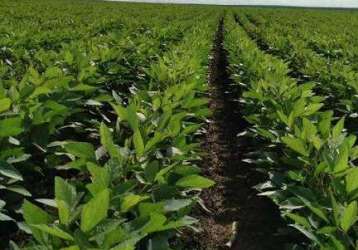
[{"x1": 111, "y1": 0, "x2": 358, "y2": 8}]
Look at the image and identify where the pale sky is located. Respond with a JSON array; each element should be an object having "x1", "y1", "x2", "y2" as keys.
[{"x1": 111, "y1": 0, "x2": 358, "y2": 8}]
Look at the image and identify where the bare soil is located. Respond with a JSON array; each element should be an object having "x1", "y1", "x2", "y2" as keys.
[{"x1": 188, "y1": 18, "x2": 291, "y2": 250}]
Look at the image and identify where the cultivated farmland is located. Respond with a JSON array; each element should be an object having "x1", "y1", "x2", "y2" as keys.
[{"x1": 0, "y1": 1, "x2": 357, "y2": 249}]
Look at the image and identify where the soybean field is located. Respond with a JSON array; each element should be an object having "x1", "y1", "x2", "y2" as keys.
[{"x1": 0, "y1": 1, "x2": 358, "y2": 249}]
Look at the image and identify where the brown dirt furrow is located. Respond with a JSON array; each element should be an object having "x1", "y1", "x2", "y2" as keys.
[{"x1": 190, "y1": 17, "x2": 290, "y2": 250}]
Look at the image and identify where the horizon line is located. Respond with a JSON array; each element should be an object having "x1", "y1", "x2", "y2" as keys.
[{"x1": 106, "y1": 0, "x2": 358, "y2": 9}]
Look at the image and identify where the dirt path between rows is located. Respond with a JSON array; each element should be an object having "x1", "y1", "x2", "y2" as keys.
[{"x1": 189, "y1": 17, "x2": 290, "y2": 250}]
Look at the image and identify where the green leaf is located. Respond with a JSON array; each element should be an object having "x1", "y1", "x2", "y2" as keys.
[
  {"x1": 86, "y1": 163, "x2": 110, "y2": 195},
  {"x1": 111, "y1": 104, "x2": 127, "y2": 122},
  {"x1": 138, "y1": 202, "x2": 164, "y2": 217},
  {"x1": 332, "y1": 118, "x2": 345, "y2": 139},
  {"x1": 22, "y1": 200, "x2": 51, "y2": 241},
  {"x1": 303, "y1": 103, "x2": 323, "y2": 116},
  {"x1": 142, "y1": 212, "x2": 167, "y2": 234},
  {"x1": 164, "y1": 199, "x2": 192, "y2": 212},
  {"x1": 173, "y1": 165, "x2": 201, "y2": 176},
  {"x1": 0, "y1": 98, "x2": 11, "y2": 113},
  {"x1": 317, "y1": 226, "x2": 336, "y2": 234},
  {"x1": 44, "y1": 66, "x2": 62, "y2": 79},
  {"x1": 334, "y1": 142, "x2": 349, "y2": 173},
  {"x1": 160, "y1": 215, "x2": 198, "y2": 231},
  {"x1": 330, "y1": 190, "x2": 340, "y2": 226},
  {"x1": 154, "y1": 165, "x2": 175, "y2": 183},
  {"x1": 55, "y1": 177, "x2": 77, "y2": 225},
  {"x1": 297, "y1": 196, "x2": 329, "y2": 223},
  {"x1": 0, "y1": 117, "x2": 23, "y2": 137},
  {"x1": 0, "y1": 212, "x2": 14, "y2": 221},
  {"x1": 176, "y1": 175, "x2": 215, "y2": 189},
  {"x1": 64, "y1": 142, "x2": 95, "y2": 160},
  {"x1": 127, "y1": 103, "x2": 139, "y2": 131},
  {"x1": 111, "y1": 236, "x2": 142, "y2": 250},
  {"x1": 7, "y1": 185, "x2": 31, "y2": 196},
  {"x1": 328, "y1": 236, "x2": 346, "y2": 250},
  {"x1": 281, "y1": 136, "x2": 309, "y2": 157},
  {"x1": 346, "y1": 168, "x2": 358, "y2": 195},
  {"x1": 31, "y1": 224, "x2": 74, "y2": 241},
  {"x1": 340, "y1": 201, "x2": 357, "y2": 232},
  {"x1": 28, "y1": 66, "x2": 42, "y2": 85},
  {"x1": 0, "y1": 161, "x2": 23, "y2": 181},
  {"x1": 81, "y1": 189, "x2": 110, "y2": 232},
  {"x1": 120, "y1": 194, "x2": 149, "y2": 213},
  {"x1": 133, "y1": 130, "x2": 144, "y2": 158},
  {"x1": 100, "y1": 123, "x2": 121, "y2": 160},
  {"x1": 22, "y1": 200, "x2": 51, "y2": 225},
  {"x1": 61, "y1": 246, "x2": 80, "y2": 250},
  {"x1": 286, "y1": 213, "x2": 311, "y2": 229},
  {"x1": 290, "y1": 224, "x2": 320, "y2": 244},
  {"x1": 318, "y1": 111, "x2": 333, "y2": 138}
]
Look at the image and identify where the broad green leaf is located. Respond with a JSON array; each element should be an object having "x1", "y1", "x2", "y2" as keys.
[
  {"x1": 133, "y1": 130, "x2": 144, "y2": 157},
  {"x1": 110, "y1": 236, "x2": 143, "y2": 250},
  {"x1": 142, "y1": 212, "x2": 167, "y2": 234},
  {"x1": 32, "y1": 224, "x2": 74, "y2": 241},
  {"x1": 64, "y1": 142, "x2": 95, "y2": 160},
  {"x1": 334, "y1": 143, "x2": 349, "y2": 173},
  {"x1": 70, "y1": 84, "x2": 96, "y2": 92},
  {"x1": 332, "y1": 118, "x2": 345, "y2": 139},
  {"x1": 276, "y1": 110, "x2": 289, "y2": 126},
  {"x1": 28, "y1": 66, "x2": 42, "y2": 85},
  {"x1": 281, "y1": 136, "x2": 309, "y2": 157},
  {"x1": 302, "y1": 118, "x2": 317, "y2": 141},
  {"x1": 297, "y1": 196, "x2": 329, "y2": 223},
  {"x1": 86, "y1": 163, "x2": 110, "y2": 195},
  {"x1": 22, "y1": 200, "x2": 51, "y2": 241},
  {"x1": 286, "y1": 213, "x2": 311, "y2": 229},
  {"x1": 164, "y1": 199, "x2": 192, "y2": 212},
  {"x1": 330, "y1": 191, "x2": 340, "y2": 226},
  {"x1": 0, "y1": 117, "x2": 23, "y2": 137},
  {"x1": 7, "y1": 186, "x2": 31, "y2": 196},
  {"x1": 303, "y1": 103, "x2": 323, "y2": 116},
  {"x1": 138, "y1": 202, "x2": 164, "y2": 217},
  {"x1": 176, "y1": 175, "x2": 215, "y2": 189},
  {"x1": 346, "y1": 168, "x2": 358, "y2": 195},
  {"x1": 44, "y1": 66, "x2": 62, "y2": 79},
  {"x1": 0, "y1": 161, "x2": 23, "y2": 181},
  {"x1": 290, "y1": 224, "x2": 320, "y2": 244},
  {"x1": 173, "y1": 165, "x2": 201, "y2": 176},
  {"x1": 328, "y1": 236, "x2": 346, "y2": 250},
  {"x1": 120, "y1": 194, "x2": 149, "y2": 213},
  {"x1": 160, "y1": 215, "x2": 198, "y2": 231},
  {"x1": 0, "y1": 98, "x2": 11, "y2": 113},
  {"x1": 29, "y1": 86, "x2": 51, "y2": 98},
  {"x1": 340, "y1": 201, "x2": 357, "y2": 232},
  {"x1": 318, "y1": 111, "x2": 333, "y2": 138},
  {"x1": 111, "y1": 104, "x2": 127, "y2": 121},
  {"x1": 100, "y1": 123, "x2": 121, "y2": 160},
  {"x1": 55, "y1": 177, "x2": 77, "y2": 225},
  {"x1": 144, "y1": 132, "x2": 165, "y2": 152},
  {"x1": 22, "y1": 200, "x2": 51, "y2": 225},
  {"x1": 102, "y1": 226, "x2": 130, "y2": 248},
  {"x1": 127, "y1": 103, "x2": 139, "y2": 131},
  {"x1": 61, "y1": 246, "x2": 80, "y2": 250},
  {"x1": 154, "y1": 165, "x2": 174, "y2": 183},
  {"x1": 0, "y1": 212, "x2": 14, "y2": 221},
  {"x1": 81, "y1": 189, "x2": 110, "y2": 232},
  {"x1": 317, "y1": 226, "x2": 336, "y2": 234}
]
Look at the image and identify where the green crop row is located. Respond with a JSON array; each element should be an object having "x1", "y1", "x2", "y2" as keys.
[
  {"x1": 0, "y1": 0, "x2": 220, "y2": 248},
  {"x1": 226, "y1": 15, "x2": 358, "y2": 249},
  {"x1": 236, "y1": 12, "x2": 358, "y2": 121}
]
